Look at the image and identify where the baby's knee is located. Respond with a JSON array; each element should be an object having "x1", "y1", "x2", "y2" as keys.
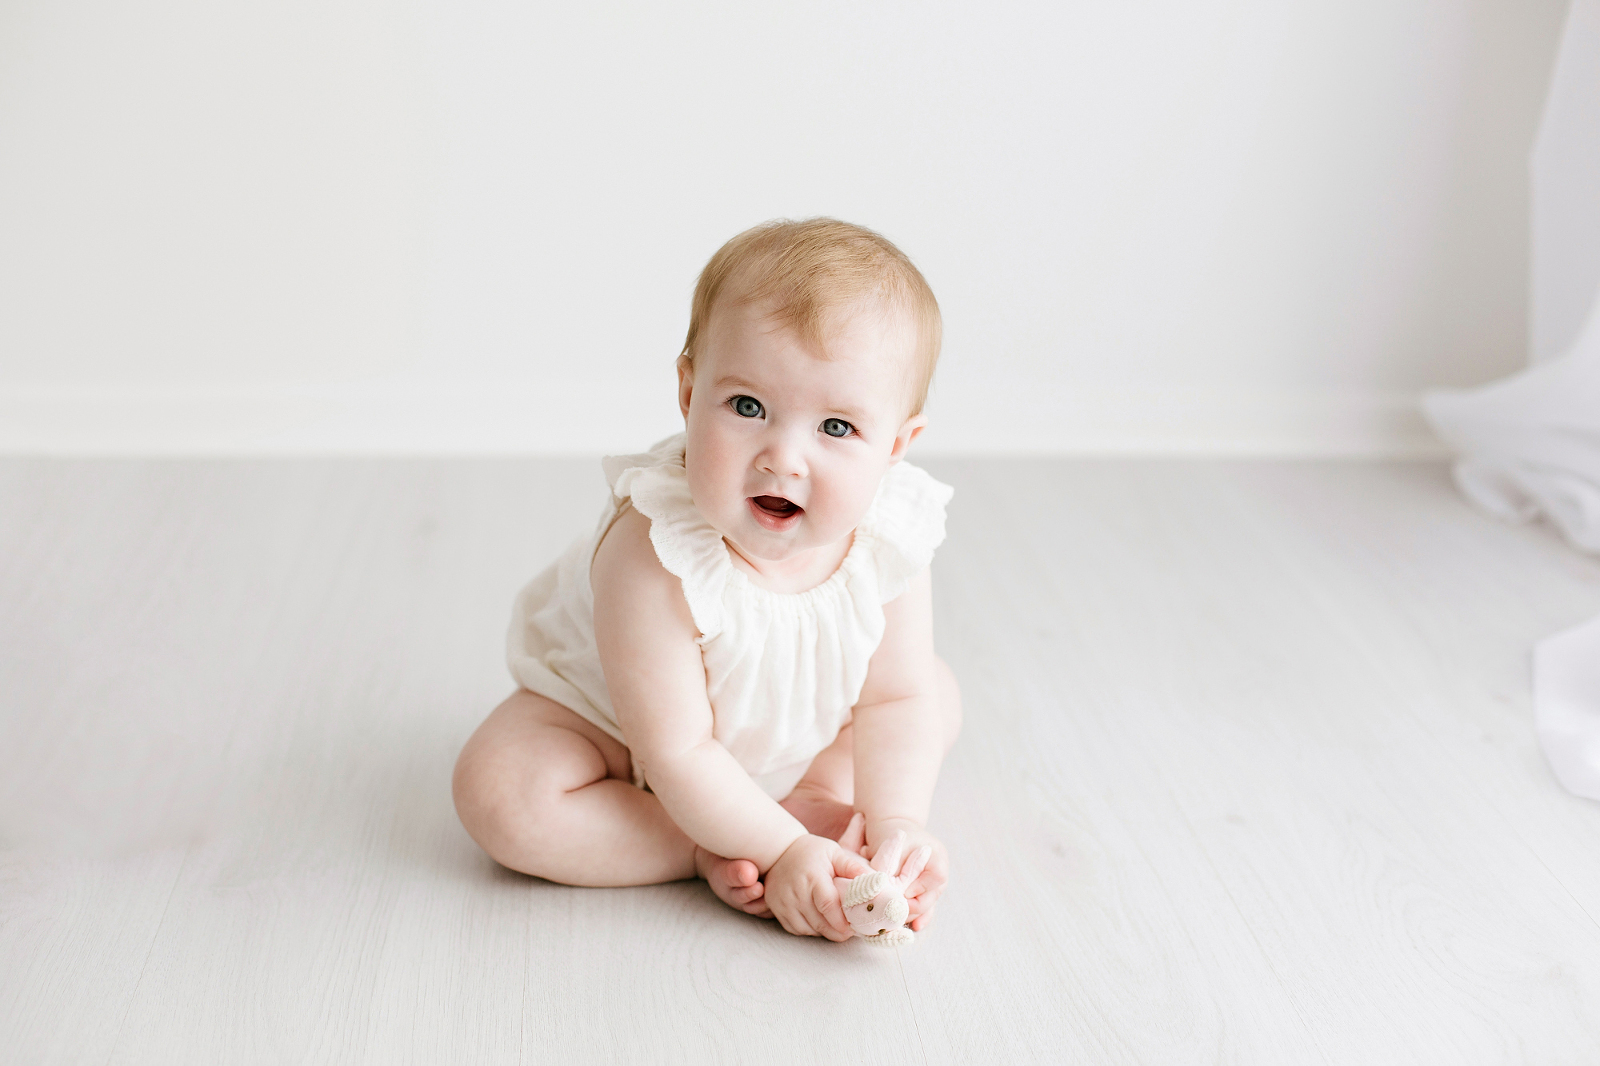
[
  {"x1": 452, "y1": 739, "x2": 530, "y2": 860},
  {"x1": 452, "y1": 722, "x2": 590, "y2": 874},
  {"x1": 455, "y1": 759, "x2": 559, "y2": 876}
]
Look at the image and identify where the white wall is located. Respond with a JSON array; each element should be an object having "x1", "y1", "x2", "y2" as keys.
[
  {"x1": 1532, "y1": 0, "x2": 1600, "y2": 363},
  {"x1": 0, "y1": 0, "x2": 1569, "y2": 455}
]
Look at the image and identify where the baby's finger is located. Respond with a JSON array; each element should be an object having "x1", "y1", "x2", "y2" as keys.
[
  {"x1": 776, "y1": 909, "x2": 817, "y2": 937},
  {"x1": 790, "y1": 899, "x2": 822, "y2": 937},
  {"x1": 817, "y1": 920, "x2": 853, "y2": 943},
  {"x1": 829, "y1": 846, "x2": 871, "y2": 880},
  {"x1": 909, "y1": 892, "x2": 939, "y2": 916},
  {"x1": 812, "y1": 882, "x2": 853, "y2": 940},
  {"x1": 810, "y1": 909, "x2": 852, "y2": 942},
  {"x1": 769, "y1": 895, "x2": 816, "y2": 937},
  {"x1": 903, "y1": 868, "x2": 946, "y2": 901}
]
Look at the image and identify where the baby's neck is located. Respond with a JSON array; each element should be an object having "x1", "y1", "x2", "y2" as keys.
[{"x1": 722, "y1": 531, "x2": 855, "y2": 594}]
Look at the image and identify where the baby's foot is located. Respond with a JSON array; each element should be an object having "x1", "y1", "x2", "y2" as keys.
[
  {"x1": 780, "y1": 784, "x2": 857, "y2": 843},
  {"x1": 694, "y1": 846, "x2": 771, "y2": 918}
]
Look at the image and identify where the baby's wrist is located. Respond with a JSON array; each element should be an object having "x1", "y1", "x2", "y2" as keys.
[
  {"x1": 762, "y1": 827, "x2": 812, "y2": 874},
  {"x1": 863, "y1": 815, "x2": 924, "y2": 839}
]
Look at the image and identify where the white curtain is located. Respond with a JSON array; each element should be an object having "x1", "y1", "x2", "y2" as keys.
[
  {"x1": 1422, "y1": 0, "x2": 1600, "y2": 803},
  {"x1": 1424, "y1": 295, "x2": 1600, "y2": 554},
  {"x1": 1423, "y1": 287, "x2": 1600, "y2": 802}
]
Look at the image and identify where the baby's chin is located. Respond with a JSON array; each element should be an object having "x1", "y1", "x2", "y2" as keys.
[{"x1": 718, "y1": 512, "x2": 856, "y2": 563}]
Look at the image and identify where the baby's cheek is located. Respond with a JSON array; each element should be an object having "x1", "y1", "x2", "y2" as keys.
[{"x1": 812, "y1": 481, "x2": 877, "y2": 543}]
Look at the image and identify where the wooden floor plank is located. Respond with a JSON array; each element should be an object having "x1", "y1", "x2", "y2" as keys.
[
  {"x1": 2, "y1": 456, "x2": 1598, "y2": 1063},
  {"x1": 0, "y1": 848, "x2": 186, "y2": 1064}
]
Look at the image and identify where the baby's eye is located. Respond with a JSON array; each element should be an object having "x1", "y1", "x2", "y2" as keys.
[
  {"x1": 821, "y1": 418, "x2": 854, "y2": 438},
  {"x1": 730, "y1": 396, "x2": 763, "y2": 419}
]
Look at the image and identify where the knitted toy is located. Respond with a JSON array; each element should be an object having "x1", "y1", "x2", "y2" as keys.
[{"x1": 834, "y1": 812, "x2": 931, "y2": 947}]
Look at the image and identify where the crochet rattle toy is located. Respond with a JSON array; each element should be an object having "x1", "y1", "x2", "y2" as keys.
[{"x1": 833, "y1": 812, "x2": 931, "y2": 947}]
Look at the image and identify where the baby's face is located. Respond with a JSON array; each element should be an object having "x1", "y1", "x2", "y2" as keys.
[{"x1": 679, "y1": 298, "x2": 926, "y2": 563}]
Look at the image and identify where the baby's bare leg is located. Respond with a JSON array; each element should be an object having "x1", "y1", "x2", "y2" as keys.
[
  {"x1": 453, "y1": 690, "x2": 767, "y2": 914},
  {"x1": 784, "y1": 656, "x2": 964, "y2": 841},
  {"x1": 454, "y1": 690, "x2": 688, "y2": 884},
  {"x1": 781, "y1": 725, "x2": 857, "y2": 840}
]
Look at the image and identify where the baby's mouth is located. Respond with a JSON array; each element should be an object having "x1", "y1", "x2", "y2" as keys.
[
  {"x1": 752, "y1": 495, "x2": 799, "y2": 516},
  {"x1": 749, "y1": 494, "x2": 803, "y2": 530}
]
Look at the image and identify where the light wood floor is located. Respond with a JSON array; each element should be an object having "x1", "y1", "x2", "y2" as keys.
[{"x1": 2, "y1": 457, "x2": 1599, "y2": 1064}]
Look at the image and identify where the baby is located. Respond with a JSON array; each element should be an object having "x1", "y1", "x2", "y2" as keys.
[{"x1": 453, "y1": 218, "x2": 961, "y2": 941}]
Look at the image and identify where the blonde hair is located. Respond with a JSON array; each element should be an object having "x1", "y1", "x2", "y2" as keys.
[{"x1": 680, "y1": 218, "x2": 942, "y2": 415}]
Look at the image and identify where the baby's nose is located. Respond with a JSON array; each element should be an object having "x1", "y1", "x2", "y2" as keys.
[{"x1": 757, "y1": 434, "x2": 807, "y2": 478}]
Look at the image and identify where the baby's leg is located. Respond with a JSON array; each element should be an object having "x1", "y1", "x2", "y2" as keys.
[
  {"x1": 780, "y1": 725, "x2": 857, "y2": 840},
  {"x1": 453, "y1": 690, "x2": 768, "y2": 915},
  {"x1": 782, "y1": 656, "x2": 964, "y2": 842}
]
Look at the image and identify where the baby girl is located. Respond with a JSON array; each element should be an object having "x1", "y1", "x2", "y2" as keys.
[{"x1": 453, "y1": 218, "x2": 961, "y2": 941}]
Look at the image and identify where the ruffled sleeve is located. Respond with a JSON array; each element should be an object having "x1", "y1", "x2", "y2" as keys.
[
  {"x1": 861, "y1": 459, "x2": 955, "y2": 603},
  {"x1": 602, "y1": 433, "x2": 731, "y2": 642}
]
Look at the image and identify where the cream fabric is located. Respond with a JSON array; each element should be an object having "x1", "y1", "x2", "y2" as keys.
[{"x1": 506, "y1": 433, "x2": 954, "y2": 799}]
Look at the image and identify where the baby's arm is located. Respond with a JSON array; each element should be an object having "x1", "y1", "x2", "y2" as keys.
[
  {"x1": 592, "y1": 507, "x2": 803, "y2": 867},
  {"x1": 592, "y1": 508, "x2": 866, "y2": 936},
  {"x1": 850, "y1": 566, "x2": 951, "y2": 924}
]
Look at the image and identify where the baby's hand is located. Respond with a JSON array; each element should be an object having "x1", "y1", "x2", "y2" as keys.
[
  {"x1": 860, "y1": 818, "x2": 949, "y2": 932},
  {"x1": 763, "y1": 835, "x2": 872, "y2": 941}
]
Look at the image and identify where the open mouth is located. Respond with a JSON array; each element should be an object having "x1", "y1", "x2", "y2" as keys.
[{"x1": 749, "y1": 494, "x2": 803, "y2": 530}]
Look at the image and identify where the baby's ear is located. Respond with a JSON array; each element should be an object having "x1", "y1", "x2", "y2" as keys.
[
  {"x1": 676, "y1": 355, "x2": 695, "y2": 420},
  {"x1": 888, "y1": 413, "x2": 928, "y2": 464}
]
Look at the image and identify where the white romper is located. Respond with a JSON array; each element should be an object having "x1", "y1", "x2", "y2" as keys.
[{"x1": 506, "y1": 433, "x2": 954, "y2": 799}]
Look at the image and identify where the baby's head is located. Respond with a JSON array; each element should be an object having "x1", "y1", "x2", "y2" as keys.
[{"x1": 676, "y1": 218, "x2": 942, "y2": 561}]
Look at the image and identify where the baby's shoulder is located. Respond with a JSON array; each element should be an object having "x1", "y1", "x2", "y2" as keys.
[
  {"x1": 589, "y1": 503, "x2": 704, "y2": 651},
  {"x1": 590, "y1": 504, "x2": 679, "y2": 600}
]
